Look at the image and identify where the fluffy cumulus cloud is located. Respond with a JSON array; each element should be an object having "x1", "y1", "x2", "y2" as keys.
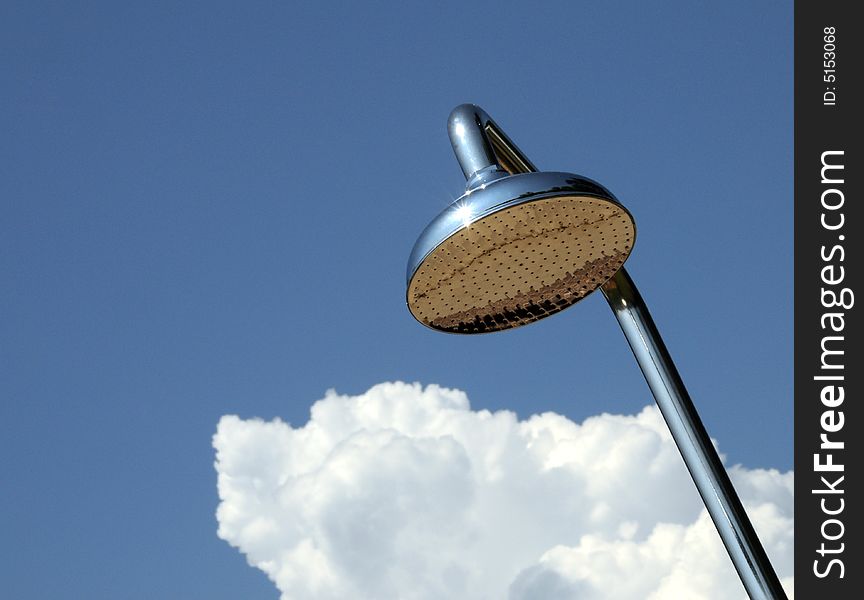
[{"x1": 214, "y1": 382, "x2": 793, "y2": 599}]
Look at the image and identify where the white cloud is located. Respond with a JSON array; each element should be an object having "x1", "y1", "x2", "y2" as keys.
[{"x1": 214, "y1": 381, "x2": 793, "y2": 599}]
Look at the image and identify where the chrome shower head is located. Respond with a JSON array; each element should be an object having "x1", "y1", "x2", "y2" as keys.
[
  {"x1": 406, "y1": 105, "x2": 636, "y2": 334},
  {"x1": 403, "y1": 105, "x2": 787, "y2": 600}
]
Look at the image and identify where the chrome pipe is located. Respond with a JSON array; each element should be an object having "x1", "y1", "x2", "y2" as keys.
[
  {"x1": 447, "y1": 104, "x2": 511, "y2": 189},
  {"x1": 485, "y1": 113, "x2": 787, "y2": 598},
  {"x1": 601, "y1": 269, "x2": 786, "y2": 600}
]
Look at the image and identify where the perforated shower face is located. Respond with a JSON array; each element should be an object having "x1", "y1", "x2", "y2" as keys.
[{"x1": 407, "y1": 195, "x2": 635, "y2": 333}]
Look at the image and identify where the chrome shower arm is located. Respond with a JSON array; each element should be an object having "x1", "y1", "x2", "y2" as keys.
[
  {"x1": 476, "y1": 110, "x2": 786, "y2": 599},
  {"x1": 447, "y1": 104, "x2": 537, "y2": 188},
  {"x1": 483, "y1": 119, "x2": 538, "y2": 175},
  {"x1": 601, "y1": 269, "x2": 786, "y2": 599}
]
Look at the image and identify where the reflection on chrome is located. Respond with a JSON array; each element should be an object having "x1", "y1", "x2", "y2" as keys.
[{"x1": 454, "y1": 202, "x2": 473, "y2": 227}]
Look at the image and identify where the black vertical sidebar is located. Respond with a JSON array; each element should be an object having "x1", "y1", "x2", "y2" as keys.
[{"x1": 794, "y1": 1, "x2": 862, "y2": 598}]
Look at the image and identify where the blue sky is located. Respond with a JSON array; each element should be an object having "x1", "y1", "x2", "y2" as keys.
[{"x1": 1, "y1": 2, "x2": 792, "y2": 598}]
